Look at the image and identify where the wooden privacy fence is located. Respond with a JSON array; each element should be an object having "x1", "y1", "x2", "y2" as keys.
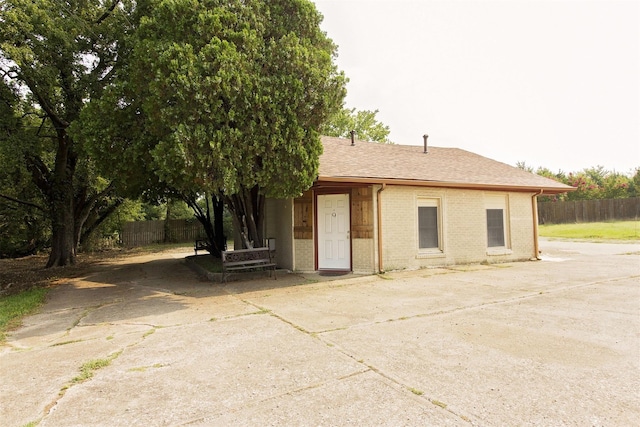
[
  {"x1": 121, "y1": 219, "x2": 206, "y2": 247},
  {"x1": 537, "y1": 197, "x2": 640, "y2": 224}
]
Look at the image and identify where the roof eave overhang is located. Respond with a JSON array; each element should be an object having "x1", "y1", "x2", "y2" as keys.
[{"x1": 316, "y1": 176, "x2": 575, "y2": 195}]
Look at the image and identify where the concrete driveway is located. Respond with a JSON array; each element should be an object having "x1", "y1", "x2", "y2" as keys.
[{"x1": 1, "y1": 239, "x2": 639, "y2": 426}]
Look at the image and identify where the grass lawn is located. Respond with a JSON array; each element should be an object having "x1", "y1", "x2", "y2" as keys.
[
  {"x1": 539, "y1": 220, "x2": 640, "y2": 241},
  {"x1": 0, "y1": 287, "x2": 48, "y2": 342}
]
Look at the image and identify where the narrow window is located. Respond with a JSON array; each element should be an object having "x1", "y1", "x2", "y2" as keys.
[
  {"x1": 486, "y1": 208, "x2": 505, "y2": 247},
  {"x1": 418, "y1": 206, "x2": 439, "y2": 249}
]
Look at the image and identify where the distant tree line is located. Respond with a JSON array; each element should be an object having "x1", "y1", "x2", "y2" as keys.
[{"x1": 517, "y1": 163, "x2": 640, "y2": 201}]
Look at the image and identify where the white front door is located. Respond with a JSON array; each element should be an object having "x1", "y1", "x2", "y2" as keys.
[{"x1": 317, "y1": 193, "x2": 351, "y2": 270}]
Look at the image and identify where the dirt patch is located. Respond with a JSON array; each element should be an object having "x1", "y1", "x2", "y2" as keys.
[
  {"x1": 1, "y1": 255, "x2": 87, "y2": 297},
  {"x1": 0, "y1": 247, "x2": 188, "y2": 297}
]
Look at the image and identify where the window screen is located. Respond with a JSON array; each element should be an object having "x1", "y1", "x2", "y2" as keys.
[
  {"x1": 486, "y1": 209, "x2": 505, "y2": 247},
  {"x1": 418, "y1": 206, "x2": 439, "y2": 249}
]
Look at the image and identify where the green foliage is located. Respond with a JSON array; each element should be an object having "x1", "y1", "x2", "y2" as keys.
[
  {"x1": 630, "y1": 169, "x2": 640, "y2": 198},
  {"x1": 0, "y1": 0, "x2": 136, "y2": 264},
  {"x1": 165, "y1": 200, "x2": 194, "y2": 220},
  {"x1": 81, "y1": 0, "x2": 346, "y2": 246},
  {"x1": 135, "y1": 200, "x2": 194, "y2": 222},
  {"x1": 322, "y1": 107, "x2": 392, "y2": 143},
  {"x1": 99, "y1": 199, "x2": 145, "y2": 231},
  {"x1": 0, "y1": 83, "x2": 51, "y2": 257},
  {"x1": 0, "y1": 203, "x2": 50, "y2": 257},
  {"x1": 0, "y1": 287, "x2": 48, "y2": 342},
  {"x1": 82, "y1": 0, "x2": 342, "y2": 195},
  {"x1": 80, "y1": 198, "x2": 192, "y2": 250},
  {"x1": 141, "y1": 204, "x2": 165, "y2": 221},
  {"x1": 142, "y1": 0, "x2": 345, "y2": 198},
  {"x1": 517, "y1": 162, "x2": 638, "y2": 201},
  {"x1": 0, "y1": 161, "x2": 51, "y2": 257}
]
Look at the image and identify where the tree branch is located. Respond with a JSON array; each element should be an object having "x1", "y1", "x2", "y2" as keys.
[
  {"x1": 96, "y1": 1, "x2": 121, "y2": 24},
  {"x1": 75, "y1": 180, "x2": 117, "y2": 224},
  {"x1": 25, "y1": 154, "x2": 52, "y2": 198},
  {"x1": 20, "y1": 72, "x2": 69, "y2": 129},
  {"x1": 0, "y1": 193, "x2": 45, "y2": 211},
  {"x1": 36, "y1": 115, "x2": 47, "y2": 136},
  {"x1": 20, "y1": 111, "x2": 46, "y2": 120},
  {"x1": 182, "y1": 193, "x2": 206, "y2": 220},
  {"x1": 80, "y1": 197, "x2": 123, "y2": 244}
]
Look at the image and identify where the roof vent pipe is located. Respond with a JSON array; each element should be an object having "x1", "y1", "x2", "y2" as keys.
[
  {"x1": 423, "y1": 134, "x2": 429, "y2": 153},
  {"x1": 350, "y1": 130, "x2": 355, "y2": 146}
]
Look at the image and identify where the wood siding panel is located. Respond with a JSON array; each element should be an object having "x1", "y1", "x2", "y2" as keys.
[
  {"x1": 294, "y1": 191, "x2": 313, "y2": 239},
  {"x1": 351, "y1": 187, "x2": 374, "y2": 239}
]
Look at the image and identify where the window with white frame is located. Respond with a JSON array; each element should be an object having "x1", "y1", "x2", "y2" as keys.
[
  {"x1": 485, "y1": 195, "x2": 509, "y2": 249},
  {"x1": 418, "y1": 198, "x2": 441, "y2": 251}
]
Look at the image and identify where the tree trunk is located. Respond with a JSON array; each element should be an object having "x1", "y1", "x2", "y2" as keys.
[
  {"x1": 48, "y1": 209, "x2": 76, "y2": 267},
  {"x1": 230, "y1": 211, "x2": 244, "y2": 250},
  {"x1": 46, "y1": 185, "x2": 76, "y2": 267},
  {"x1": 183, "y1": 193, "x2": 225, "y2": 258},
  {"x1": 212, "y1": 197, "x2": 226, "y2": 252},
  {"x1": 164, "y1": 201, "x2": 172, "y2": 243},
  {"x1": 46, "y1": 133, "x2": 77, "y2": 267},
  {"x1": 74, "y1": 182, "x2": 120, "y2": 248},
  {"x1": 79, "y1": 198, "x2": 123, "y2": 247},
  {"x1": 225, "y1": 185, "x2": 266, "y2": 249}
]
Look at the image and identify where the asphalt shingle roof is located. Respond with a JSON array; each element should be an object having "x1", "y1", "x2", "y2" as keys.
[{"x1": 318, "y1": 136, "x2": 574, "y2": 194}]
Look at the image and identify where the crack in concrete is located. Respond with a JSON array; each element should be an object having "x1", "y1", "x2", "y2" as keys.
[
  {"x1": 36, "y1": 309, "x2": 159, "y2": 425},
  {"x1": 41, "y1": 349, "x2": 125, "y2": 423},
  {"x1": 16, "y1": 246, "x2": 636, "y2": 426},
  {"x1": 230, "y1": 295, "x2": 474, "y2": 423}
]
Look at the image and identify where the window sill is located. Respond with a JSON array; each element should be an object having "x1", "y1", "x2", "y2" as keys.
[
  {"x1": 486, "y1": 248, "x2": 513, "y2": 256},
  {"x1": 416, "y1": 251, "x2": 445, "y2": 259}
]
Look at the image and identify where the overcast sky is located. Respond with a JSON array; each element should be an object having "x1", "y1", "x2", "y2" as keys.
[{"x1": 313, "y1": 0, "x2": 639, "y2": 174}]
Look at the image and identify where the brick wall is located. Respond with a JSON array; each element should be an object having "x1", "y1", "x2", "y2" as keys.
[
  {"x1": 293, "y1": 239, "x2": 315, "y2": 271},
  {"x1": 380, "y1": 186, "x2": 535, "y2": 270},
  {"x1": 507, "y1": 192, "x2": 536, "y2": 260},
  {"x1": 273, "y1": 185, "x2": 536, "y2": 273},
  {"x1": 352, "y1": 238, "x2": 375, "y2": 273}
]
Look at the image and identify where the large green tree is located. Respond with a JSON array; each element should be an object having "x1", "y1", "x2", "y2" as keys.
[
  {"x1": 82, "y1": 0, "x2": 346, "y2": 249},
  {"x1": 0, "y1": 0, "x2": 135, "y2": 266}
]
